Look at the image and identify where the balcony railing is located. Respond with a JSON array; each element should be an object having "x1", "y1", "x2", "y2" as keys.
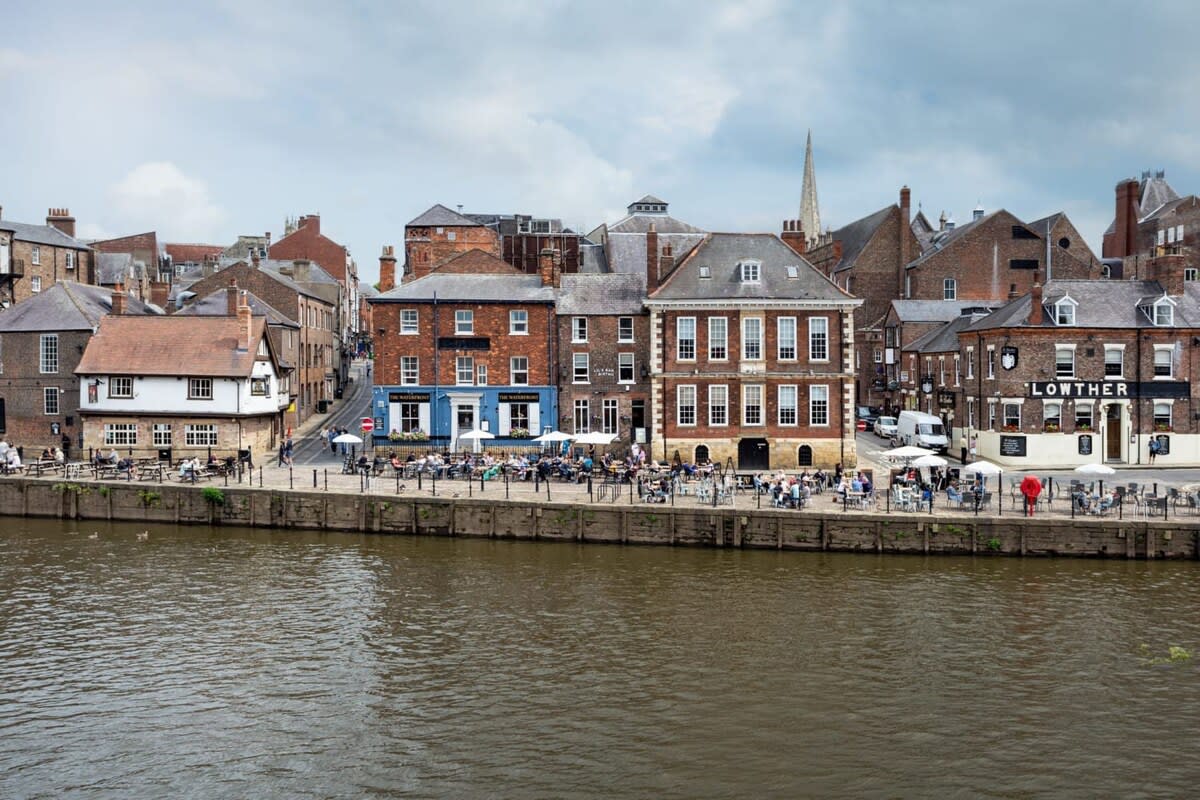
[{"x1": 0, "y1": 258, "x2": 24, "y2": 278}]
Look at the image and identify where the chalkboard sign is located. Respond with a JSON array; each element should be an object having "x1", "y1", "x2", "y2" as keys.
[
  {"x1": 1078, "y1": 434, "x2": 1093, "y2": 456},
  {"x1": 1155, "y1": 435, "x2": 1170, "y2": 455},
  {"x1": 999, "y1": 435, "x2": 1027, "y2": 457}
]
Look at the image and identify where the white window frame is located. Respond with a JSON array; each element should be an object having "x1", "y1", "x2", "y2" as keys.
[
  {"x1": 987, "y1": 399, "x2": 997, "y2": 431},
  {"x1": 455, "y1": 356, "x2": 474, "y2": 385},
  {"x1": 986, "y1": 346, "x2": 995, "y2": 379},
  {"x1": 1104, "y1": 344, "x2": 1125, "y2": 378},
  {"x1": 103, "y1": 423, "x2": 137, "y2": 446},
  {"x1": 708, "y1": 316, "x2": 727, "y2": 361},
  {"x1": 510, "y1": 356, "x2": 529, "y2": 385},
  {"x1": 1153, "y1": 345, "x2": 1174, "y2": 379},
  {"x1": 739, "y1": 260, "x2": 761, "y2": 283},
  {"x1": 953, "y1": 354, "x2": 961, "y2": 386},
  {"x1": 602, "y1": 399, "x2": 619, "y2": 435},
  {"x1": 509, "y1": 309, "x2": 528, "y2": 335},
  {"x1": 152, "y1": 423, "x2": 172, "y2": 447},
  {"x1": 677, "y1": 317, "x2": 696, "y2": 361},
  {"x1": 65, "y1": 250, "x2": 75, "y2": 270},
  {"x1": 40, "y1": 333, "x2": 58, "y2": 374},
  {"x1": 808, "y1": 317, "x2": 829, "y2": 362},
  {"x1": 43, "y1": 387, "x2": 59, "y2": 415},
  {"x1": 571, "y1": 317, "x2": 588, "y2": 343},
  {"x1": 1055, "y1": 344, "x2": 1076, "y2": 378},
  {"x1": 31, "y1": 245, "x2": 40, "y2": 266},
  {"x1": 708, "y1": 384, "x2": 728, "y2": 426},
  {"x1": 455, "y1": 309, "x2": 474, "y2": 335},
  {"x1": 1043, "y1": 401, "x2": 1062, "y2": 432},
  {"x1": 109, "y1": 376, "x2": 133, "y2": 398},
  {"x1": 943, "y1": 278, "x2": 957, "y2": 300},
  {"x1": 400, "y1": 309, "x2": 419, "y2": 334},
  {"x1": 742, "y1": 317, "x2": 763, "y2": 361},
  {"x1": 476, "y1": 363, "x2": 487, "y2": 386},
  {"x1": 618, "y1": 317, "x2": 635, "y2": 343},
  {"x1": 31, "y1": 276, "x2": 42, "y2": 294},
  {"x1": 1153, "y1": 400, "x2": 1173, "y2": 429},
  {"x1": 1003, "y1": 402, "x2": 1021, "y2": 430},
  {"x1": 966, "y1": 347, "x2": 975, "y2": 379},
  {"x1": 777, "y1": 316, "x2": 797, "y2": 361},
  {"x1": 742, "y1": 384, "x2": 764, "y2": 426},
  {"x1": 400, "y1": 356, "x2": 419, "y2": 385},
  {"x1": 573, "y1": 399, "x2": 590, "y2": 433},
  {"x1": 573, "y1": 352, "x2": 590, "y2": 383},
  {"x1": 1055, "y1": 299, "x2": 1076, "y2": 325},
  {"x1": 677, "y1": 385, "x2": 697, "y2": 426},
  {"x1": 809, "y1": 385, "x2": 829, "y2": 427},
  {"x1": 188, "y1": 377, "x2": 213, "y2": 400},
  {"x1": 617, "y1": 352, "x2": 635, "y2": 384},
  {"x1": 778, "y1": 384, "x2": 798, "y2": 426},
  {"x1": 1153, "y1": 301, "x2": 1173, "y2": 326},
  {"x1": 185, "y1": 424, "x2": 218, "y2": 447}
]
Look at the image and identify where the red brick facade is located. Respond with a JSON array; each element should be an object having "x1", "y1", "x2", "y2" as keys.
[
  {"x1": 404, "y1": 225, "x2": 500, "y2": 281},
  {"x1": 555, "y1": 313, "x2": 650, "y2": 447}
]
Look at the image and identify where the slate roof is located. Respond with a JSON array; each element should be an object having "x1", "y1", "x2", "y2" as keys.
[
  {"x1": 905, "y1": 211, "x2": 999, "y2": 268},
  {"x1": 0, "y1": 219, "x2": 91, "y2": 250},
  {"x1": 96, "y1": 253, "x2": 135, "y2": 285},
  {"x1": 407, "y1": 204, "x2": 481, "y2": 227},
  {"x1": 176, "y1": 288, "x2": 300, "y2": 328},
  {"x1": 0, "y1": 281, "x2": 155, "y2": 332},
  {"x1": 216, "y1": 258, "x2": 339, "y2": 289},
  {"x1": 1025, "y1": 213, "x2": 1063, "y2": 236},
  {"x1": 649, "y1": 233, "x2": 857, "y2": 304},
  {"x1": 579, "y1": 242, "x2": 609, "y2": 274},
  {"x1": 911, "y1": 210, "x2": 936, "y2": 252},
  {"x1": 357, "y1": 283, "x2": 379, "y2": 298},
  {"x1": 906, "y1": 311, "x2": 992, "y2": 353},
  {"x1": 968, "y1": 279, "x2": 1200, "y2": 331},
  {"x1": 829, "y1": 206, "x2": 893, "y2": 273},
  {"x1": 605, "y1": 232, "x2": 706, "y2": 275},
  {"x1": 606, "y1": 214, "x2": 705, "y2": 235},
  {"x1": 76, "y1": 315, "x2": 270, "y2": 377},
  {"x1": 635, "y1": 194, "x2": 666, "y2": 205},
  {"x1": 1141, "y1": 196, "x2": 1192, "y2": 222},
  {"x1": 556, "y1": 273, "x2": 646, "y2": 315},
  {"x1": 371, "y1": 273, "x2": 556, "y2": 303},
  {"x1": 886, "y1": 300, "x2": 974, "y2": 324}
]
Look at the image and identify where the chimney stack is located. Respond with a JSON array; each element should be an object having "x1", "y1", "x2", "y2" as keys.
[
  {"x1": 237, "y1": 292, "x2": 253, "y2": 351},
  {"x1": 292, "y1": 259, "x2": 312, "y2": 283},
  {"x1": 1029, "y1": 281, "x2": 1044, "y2": 325},
  {"x1": 251, "y1": 250, "x2": 261, "y2": 268},
  {"x1": 899, "y1": 186, "x2": 912, "y2": 297},
  {"x1": 539, "y1": 247, "x2": 562, "y2": 288},
  {"x1": 646, "y1": 223, "x2": 660, "y2": 292},
  {"x1": 781, "y1": 219, "x2": 807, "y2": 256},
  {"x1": 1008, "y1": 282, "x2": 1019, "y2": 299},
  {"x1": 46, "y1": 208, "x2": 76, "y2": 238},
  {"x1": 226, "y1": 278, "x2": 239, "y2": 315},
  {"x1": 299, "y1": 214, "x2": 320, "y2": 235},
  {"x1": 1111, "y1": 178, "x2": 1140, "y2": 258},
  {"x1": 660, "y1": 241, "x2": 675, "y2": 276},
  {"x1": 379, "y1": 245, "x2": 397, "y2": 292},
  {"x1": 150, "y1": 280, "x2": 170, "y2": 311},
  {"x1": 111, "y1": 283, "x2": 126, "y2": 315}
]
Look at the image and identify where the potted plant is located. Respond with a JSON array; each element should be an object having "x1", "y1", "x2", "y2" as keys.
[
  {"x1": 1002, "y1": 424, "x2": 1021, "y2": 433},
  {"x1": 399, "y1": 429, "x2": 428, "y2": 441},
  {"x1": 1076, "y1": 423, "x2": 1093, "y2": 432},
  {"x1": 509, "y1": 427, "x2": 530, "y2": 438},
  {"x1": 1043, "y1": 422, "x2": 1060, "y2": 433},
  {"x1": 1154, "y1": 423, "x2": 1172, "y2": 433}
]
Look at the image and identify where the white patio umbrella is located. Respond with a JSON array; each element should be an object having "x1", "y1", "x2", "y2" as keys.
[
  {"x1": 332, "y1": 433, "x2": 363, "y2": 444},
  {"x1": 912, "y1": 453, "x2": 948, "y2": 468},
  {"x1": 881, "y1": 445, "x2": 935, "y2": 463},
  {"x1": 573, "y1": 431, "x2": 616, "y2": 446},
  {"x1": 1074, "y1": 463, "x2": 1115, "y2": 476},
  {"x1": 532, "y1": 431, "x2": 574, "y2": 443},
  {"x1": 457, "y1": 428, "x2": 494, "y2": 453},
  {"x1": 962, "y1": 460, "x2": 1003, "y2": 476}
]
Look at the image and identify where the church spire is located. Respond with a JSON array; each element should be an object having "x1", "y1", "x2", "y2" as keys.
[{"x1": 799, "y1": 129, "x2": 821, "y2": 246}]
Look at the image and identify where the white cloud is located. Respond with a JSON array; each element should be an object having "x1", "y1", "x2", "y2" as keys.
[{"x1": 109, "y1": 162, "x2": 227, "y2": 242}]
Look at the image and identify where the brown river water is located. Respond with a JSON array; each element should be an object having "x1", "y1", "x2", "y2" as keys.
[{"x1": 1, "y1": 516, "x2": 1198, "y2": 799}]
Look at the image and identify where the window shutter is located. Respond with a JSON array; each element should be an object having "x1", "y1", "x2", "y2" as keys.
[
  {"x1": 418, "y1": 403, "x2": 431, "y2": 434},
  {"x1": 499, "y1": 403, "x2": 511, "y2": 436},
  {"x1": 529, "y1": 402, "x2": 540, "y2": 434}
]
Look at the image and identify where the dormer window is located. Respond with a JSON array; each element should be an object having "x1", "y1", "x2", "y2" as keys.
[
  {"x1": 1154, "y1": 300, "x2": 1173, "y2": 326},
  {"x1": 1054, "y1": 297, "x2": 1076, "y2": 325},
  {"x1": 739, "y1": 260, "x2": 761, "y2": 283},
  {"x1": 698, "y1": 266, "x2": 711, "y2": 279}
]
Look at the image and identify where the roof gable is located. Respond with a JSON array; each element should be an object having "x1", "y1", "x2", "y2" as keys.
[
  {"x1": 76, "y1": 315, "x2": 271, "y2": 377},
  {"x1": 431, "y1": 248, "x2": 522, "y2": 275},
  {"x1": 407, "y1": 204, "x2": 482, "y2": 227}
]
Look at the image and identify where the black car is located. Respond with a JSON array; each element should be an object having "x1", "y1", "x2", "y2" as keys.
[{"x1": 856, "y1": 406, "x2": 880, "y2": 427}]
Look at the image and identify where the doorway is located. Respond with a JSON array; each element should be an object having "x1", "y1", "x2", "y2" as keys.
[
  {"x1": 1105, "y1": 404, "x2": 1122, "y2": 461},
  {"x1": 455, "y1": 405, "x2": 476, "y2": 452},
  {"x1": 737, "y1": 437, "x2": 770, "y2": 471}
]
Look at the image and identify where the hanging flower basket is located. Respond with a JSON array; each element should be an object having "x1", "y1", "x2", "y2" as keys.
[
  {"x1": 389, "y1": 430, "x2": 428, "y2": 442},
  {"x1": 509, "y1": 427, "x2": 530, "y2": 438}
]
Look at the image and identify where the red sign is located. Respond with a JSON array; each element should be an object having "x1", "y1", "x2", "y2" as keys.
[{"x1": 360, "y1": 417, "x2": 375, "y2": 432}]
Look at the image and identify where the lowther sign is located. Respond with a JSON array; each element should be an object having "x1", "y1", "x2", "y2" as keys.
[{"x1": 1028, "y1": 381, "x2": 1189, "y2": 399}]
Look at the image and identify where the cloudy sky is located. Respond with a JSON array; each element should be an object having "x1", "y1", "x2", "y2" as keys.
[{"x1": 3, "y1": 1, "x2": 1198, "y2": 283}]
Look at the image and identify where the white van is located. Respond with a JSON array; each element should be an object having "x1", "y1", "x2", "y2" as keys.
[{"x1": 894, "y1": 411, "x2": 949, "y2": 453}]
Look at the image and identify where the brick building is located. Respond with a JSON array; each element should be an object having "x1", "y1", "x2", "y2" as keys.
[
  {"x1": 586, "y1": 196, "x2": 707, "y2": 277},
  {"x1": 403, "y1": 205, "x2": 501, "y2": 283},
  {"x1": 0, "y1": 208, "x2": 94, "y2": 307},
  {"x1": 0, "y1": 282, "x2": 154, "y2": 454},
  {"x1": 555, "y1": 271, "x2": 650, "y2": 449},
  {"x1": 182, "y1": 258, "x2": 337, "y2": 423},
  {"x1": 370, "y1": 248, "x2": 557, "y2": 452},
  {"x1": 91, "y1": 231, "x2": 165, "y2": 290},
  {"x1": 645, "y1": 232, "x2": 861, "y2": 471},
  {"x1": 466, "y1": 213, "x2": 585, "y2": 274},
  {"x1": 951, "y1": 277, "x2": 1199, "y2": 467},
  {"x1": 880, "y1": 299, "x2": 991, "y2": 416}
]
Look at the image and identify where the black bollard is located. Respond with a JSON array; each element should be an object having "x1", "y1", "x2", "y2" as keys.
[
  {"x1": 396, "y1": 474, "x2": 400, "y2": 494},
  {"x1": 224, "y1": 470, "x2": 228, "y2": 487},
  {"x1": 505, "y1": 471, "x2": 510, "y2": 500},
  {"x1": 191, "y1": 468, "x2": 196, "y2": 485},
  {"x1": 324, "y1": 469, "x2": 328, "y2": 491},
  {"x1": 480, "y1": 473, "x2": 484, "y2": 493},
  {"x1": 259, "y1": 466, "x2": 263, "y2": 487},
  {"x1": 588, "y1": 474, "x2": 593, "y2": 502},
  {"x1": 313, "y1": 469, "x2": 318, "y2": 488},
  {"x1": 289, "y1": 468, "x2": 294, "y2": 490}
]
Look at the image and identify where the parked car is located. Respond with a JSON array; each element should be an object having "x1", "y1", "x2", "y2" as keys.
[
  {"x1": 874, "y1": 416, "x2": 898, "y2": 438},
  {"x1": 856, "y1": 405, "x2": 880, "y2": 427}
]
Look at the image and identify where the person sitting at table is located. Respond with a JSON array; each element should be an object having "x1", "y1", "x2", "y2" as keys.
[
  {"x1": 860, "y1": 474, "x2": 874, "y2": 496},
  {"x1": 356, "y1": 454, "x2": 370, "y2": 474},
  {"x1": 107, "y1": 448, "x2": 120, "y2": 465},
  {"x1": 116, "y1": 456, "x2": 136, "y2": 480},
  {"x1": 947, "y1": 480, "x2": 963, "y2": 505},
  {"x1": 851, "y1": 473, "x2": 864, "y2": 493},
  {"x1": 53, "y1": 447, "x2": 65, "y2": 464},
  {"x1": 41, "y1": 448, "x2": 53, "y2": 461},
  {"x1": 790, "y1": 479, "x2": 803, "y2": 509},
  {"x1": 6, "y1": 448, "x2": 22, "y2": 470}
]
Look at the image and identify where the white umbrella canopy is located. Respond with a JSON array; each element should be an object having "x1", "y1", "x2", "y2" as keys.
[
  {"x1": 912, "y1": 454, "x2": 948, "y2": 468},
  {"x1": 532, "y1": 431, "x2": 574, "y2": 443},
  {"x1": 962, "y1": 460, "x2": 1003, "y2": 476},
  {"x1": 332, "y1": 433, "x2": 363, "y2": 444},
  {"x1": 457, "y1": 429, "x2": 495, "y2": 441},
  {"x1": 881, "y1": 445, "x2": 935, "y2": 463},
  {"x1": 1075, "y1": 463, "x2": 1116, "y2": 476},
  {"x1": 573, "y1": 431, "x2": 616, "y2": 446}
]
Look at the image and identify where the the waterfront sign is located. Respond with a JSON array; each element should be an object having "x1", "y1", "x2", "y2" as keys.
[{"x1": 1028, "y1": 380, "x2": 1190, "y2": 399}]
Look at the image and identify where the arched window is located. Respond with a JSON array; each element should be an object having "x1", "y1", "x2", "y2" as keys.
[
  {"x1": 943, "y1": 278, "x2": 957, "y2": 300},
  {"x1": 797, "y1": 444, "x2": 814, "y2": 467},
  {"x1": 694, "y1": 444, "x2": 710, "y2": 465}
]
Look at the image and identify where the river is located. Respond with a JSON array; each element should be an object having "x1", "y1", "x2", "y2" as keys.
[{"x1": 1, "y1": 516, "x2": 1198, "y2": 798}]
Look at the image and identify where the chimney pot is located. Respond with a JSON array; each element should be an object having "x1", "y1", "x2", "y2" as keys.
[{"x1": 111, "y1": 283, "x2": 126, "y2": 315}]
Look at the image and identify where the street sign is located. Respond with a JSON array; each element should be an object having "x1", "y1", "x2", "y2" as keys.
[{"x1": 360, "y1": 417, "x2": 375, "y2": 432}]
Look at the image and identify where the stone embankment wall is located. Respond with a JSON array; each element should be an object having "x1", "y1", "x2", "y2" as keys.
[{"x1": 0, "y1": 478, "x2": 1196, "y2": 559}]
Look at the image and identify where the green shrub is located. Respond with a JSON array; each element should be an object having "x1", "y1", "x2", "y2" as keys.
[{"x1": 201, "y1": 487, "x2": 225, "y2": 506}]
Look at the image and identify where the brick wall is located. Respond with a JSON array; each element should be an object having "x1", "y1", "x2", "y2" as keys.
[
  {"x1": 555, "y1": 312, "x2": 651, "y2": 445},
  {"x1": 0, "y1": 329, "x2": 91, "y2": 454},
  {"x1": 268, "y1": 216, "x2": 349, "y2": 283},
  {"x1": 3, "y1": 237, "x2": 93, "y2": 305},
  {"x1": 404, "y1": 225, "x2": 500, "y2": 281}
]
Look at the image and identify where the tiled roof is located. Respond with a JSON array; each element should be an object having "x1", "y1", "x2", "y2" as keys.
[
  {"x1": 164, "y1": 243, "x2": 223, "y2": 263},
  {"x1": 557, "y1": 273, "x2": 646, "y2": 315},
  {"x1": 906, "y1": 311, "x2": 992, "y2": 353},
  {"x1": 76, "y1": 315, "x2": 269, "y2": 377},
  {"x1": 606, "y1": 214, "x2": 705, "y2": 235},
  {"x1": 968, "y1": 279, "x2": 1200, "y2": 330},
  {"x1": 371, "y1": 273, "x2": 556, "y2": 303},
  {"x1": 0, "y1": 219, "x2": 91, "y2": 250},
  {"x1": 176, "y1": 287, "x2": 300, "y2": 328},
  {"x1": 0, "y1": 281, "x2": 155, "y2": 332},
  {"x1": 829, "y1": 205, "x2": 893, "y2": 272},
  {"x1": 649, "y1": 233, "x2": 857, "y2": 304},
  {"x1": 887, "y1": 300, "x2": 972, "y2": 323},
  {"x1": 407, "y1": 204, "x2": 481, "y2": 227},
  {"x1": 605, "y1": 231, "x2": 706, "y2": 275}
]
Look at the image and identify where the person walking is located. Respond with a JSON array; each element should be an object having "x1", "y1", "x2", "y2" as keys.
[
  {"x1": 1148, "y1": 437, "x2": 1159, "y2": 464},
  {"x1": 1020, "y1": 473, "x2": 1043, "y2": 517},
  {"x1": 284, "y1": 438, "x2": 294, "y2": 467},
  {"x1": 328, "y1": 426, "x2": 337, "y2": 455}
]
